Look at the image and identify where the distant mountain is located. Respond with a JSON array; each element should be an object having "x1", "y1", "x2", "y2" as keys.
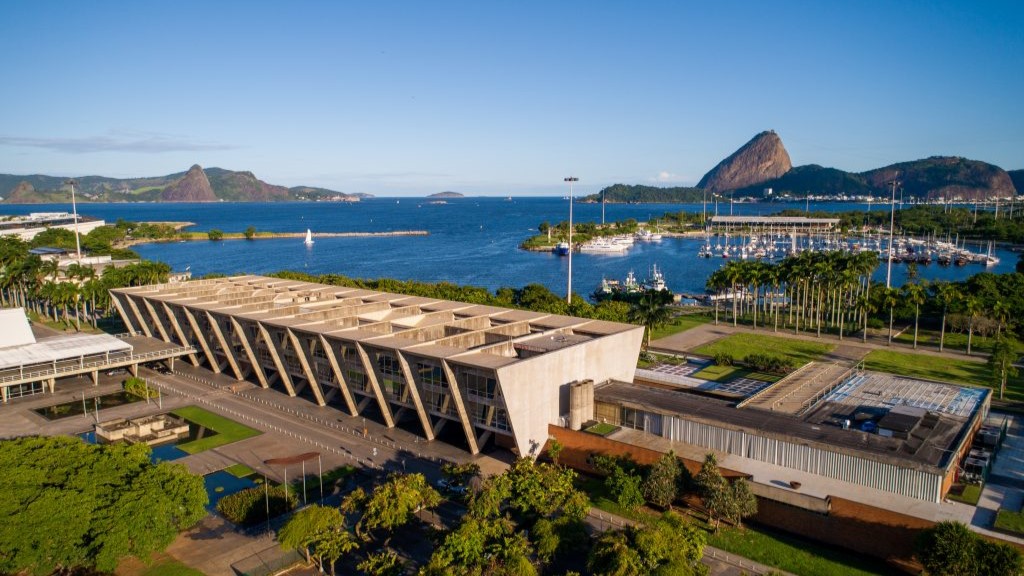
[
  {"x1": 1005, "y1": 170, "x2": 1024, "y2": 196},
  {"x1": 160, "y1": 164, "x2": 216, "y2": 202},
  {"x1": 697, "y1": 130, "x2": 792, "y2": 193},
  {"x1": 429, "y1": 191, "x2": 464, "y2": 198},
  {"x1": 0, "y1": 166, "x2": 366, "y2": 203},
  {"x1": 579, "y1": 184, "x2": 704, "y2": 203},
  {"x1": 741, "y1": 157, "x2": 1017, "y2": 201}
]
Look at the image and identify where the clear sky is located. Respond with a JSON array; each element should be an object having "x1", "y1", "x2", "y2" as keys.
[{"x1": 1, "y1": 1, "x2": 1022, "y2": 196}]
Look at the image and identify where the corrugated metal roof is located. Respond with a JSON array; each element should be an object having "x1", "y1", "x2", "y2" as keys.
[{"x1": 0, "y1": 333, "x2": 132, "y2": 370}]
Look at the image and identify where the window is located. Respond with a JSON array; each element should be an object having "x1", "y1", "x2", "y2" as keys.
[{"x1": 463, "y1": 371, "x2": 497, "y2": 400}]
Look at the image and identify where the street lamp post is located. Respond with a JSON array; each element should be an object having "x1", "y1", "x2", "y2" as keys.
[
  {"x1": 564, "y1": 177, "x2": 578, "y2": 305},
  {"x1": 886, "y1": 178, "x2": 900, "y2": 289},
  {"x1": 65, "y1": 179, "x2": 82, "y2": 262}
]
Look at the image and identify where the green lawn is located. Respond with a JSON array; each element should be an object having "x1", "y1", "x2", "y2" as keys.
[
  {"x1": 707, "y1": 524, "x2": 893, "y2": 576},
  {"x1": 584, "y1": 422, "x2": 620, "y2": 436},
  {"x1": 894, "y1": 328, "x2": 1024, "y2": 356},
  {"x1": 994, "y1": 508, "x2": 1024, "y2": 536},
  {"x1": 862, "y1": 349, "x2": 1024, "y2": 403},
  {"x1": 224, "y1": 463, "x2": 255, "y2": 478},
  {"x1": 171, "y1": 406, "x2": 261, "y2": 454},
  {"x1": 694, "y1": 333, "x2": 835, "y2": 366},
  {"x1": 946, "y1": 483, "x2": 983, "y2": 506},
  {"x1": 650, "y1": 313, "x2": 714, "y2": 341},
  {"x1": 577, "y1": 476, "x2": 659, "y2": 524},
  {"x1": 691, "y1": 364, "x2": 780, "y2": 384}
]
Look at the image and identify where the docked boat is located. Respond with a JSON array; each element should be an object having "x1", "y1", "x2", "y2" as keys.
[
  {"x1": 554, "y1": 242, "x2": 570, "y2": 256},
  {"x1": 579, "y1": 239, "x2": 628, "y2": 253},
  {"x1": 642, "y1": 264, "x2": 667, "y2": 291}
]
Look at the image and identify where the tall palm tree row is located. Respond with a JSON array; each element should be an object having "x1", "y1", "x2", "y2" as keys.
[
  {"x1": 0, "y1": 236, "x2": 171, "y2": 331},
  {"x1": 704, "y1": 251, "x2": 881, "y2": 339}
]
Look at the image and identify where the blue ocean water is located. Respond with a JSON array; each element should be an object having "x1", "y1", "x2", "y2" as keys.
[{"x1": 3, "y1": 199, "x2": 1017, "y2": 296}]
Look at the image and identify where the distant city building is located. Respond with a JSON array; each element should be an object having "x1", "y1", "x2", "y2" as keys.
[{"x1": 0, "y1": 212, "x2": 106, "y2": 241}]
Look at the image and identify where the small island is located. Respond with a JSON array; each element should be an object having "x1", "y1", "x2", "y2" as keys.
[{"x1": 428, "y1": 191, "x2": 465, "y2": 198}]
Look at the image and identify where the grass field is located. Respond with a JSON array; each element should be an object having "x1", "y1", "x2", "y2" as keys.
[
  {"x1": 224, "y1": 463, "x2": 255, "y2": 478},
  {"x1": 862, "y1": 349, "x2": 1024, "y2": 403},
  {"x1": 171, "y1": 406, "x2": 261, "y2": 454},
  {"x1": 995, "y1": 508, "x2": 1024, "y2": 536},
  {"x1": 946, "y1": 483, "x2": 983, "y2": 506},
  {"x1": 118, "y1": 554, "x2": 204, "y2": 576},
  {"x1": 650, "y1": 313, "x2": 714, "y2": 341},
  {"x1": 584, "y1": 422, "x2": 620, "y2": 436},
  {"x1": 691, "y1": 364, "x2": 780, "y2": 383},
  {"x1": 694, "y1": 333, "x2": 835, "y2": 366},
  {"x1": 894, "y1": 329, "x2": 1024, "y2": 356},
  {"x1": 706, "y1": 523, "x2": 893, "y2": 576}
]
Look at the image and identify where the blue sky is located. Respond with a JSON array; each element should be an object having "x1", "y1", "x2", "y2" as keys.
[{"x1": 1, "y1": 1, "x2": 1022, "y2": 196}]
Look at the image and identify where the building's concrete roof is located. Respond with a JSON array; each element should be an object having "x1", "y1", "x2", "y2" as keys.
[
  {"x1": 0, "y1": 308, "x2": 35, "y2": 348},
  {"x1": 113, "y1": 275, "x2": 639, "y2": 371},
  {"x1": 596, "y1": 380, "x2": 978, "y2": 473}
]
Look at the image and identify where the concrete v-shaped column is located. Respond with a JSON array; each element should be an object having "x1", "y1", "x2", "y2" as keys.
[
  {"x1": 142, "y1": 300, "x2": 171, "y2": 342},
  {"x1": 318, "y1": 335, "x2": 358, "y2": 415},
  {"x1": 256, "y1": 323, "x2": 297, "y2": 396},
  {"x1": 441, "y1": 360, "x2": 480, "y2": 454},
  {"x1": 181, "y1": 307, "x2": 219, "y2": 373},
  {"x1": 355, "y1": 343, "x2": 395, "y2": 428},
  {"x1": 395, "y1": 351, "x2": 435, "y2": 441},
  {"x1": 110, "y1": 294, "x2": 137, "y2": 334},
  {"x1": 231, "y1": 318, "x2": 268, "y2": 388},
  {"x1": 124, "y1": 296, "x2": 152, "y2": 337},
  {"x1": 164, "y1": 303, "x2": 200, "y2": 366},
  {"x1": 207, "y1": 312, "x2": 243, "y2": 381},
  {"x1": 287, "y1": 329, "x2": 326, "y2": 406}
]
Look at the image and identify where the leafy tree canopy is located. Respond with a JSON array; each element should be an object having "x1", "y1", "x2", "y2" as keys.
[{"x1": 0, "y1": 436, "x2": 206, "y2": 575}]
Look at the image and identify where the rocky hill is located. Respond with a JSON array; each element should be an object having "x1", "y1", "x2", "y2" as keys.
[
  {"x1": 1004, "y1": 170, "x2": 1023, "y2": 198},
  {"x1": 160, "y1": 165, "x2": 216, "y2": 201},
  {"x1": 428, "y1": 191, "x2": 464, "y2": 198},
  {"x1": 697, "y1": 131, "x2": 792, "y2": 193},
  {"x1": 0, "y1": 167, "x2": 365, "y2": 203}
]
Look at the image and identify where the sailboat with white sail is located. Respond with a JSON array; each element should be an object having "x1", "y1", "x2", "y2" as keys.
[{"x1": 304, "y1": 229, "x2": 314, "y2": 246}]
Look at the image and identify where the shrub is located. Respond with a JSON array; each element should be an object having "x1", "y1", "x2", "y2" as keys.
[
  {"x1": 207, "y1": 229, "x2": 224, "y2": 241},
  {"x1": 714, "y1": 353, "x2": 734, "y2": 366},
  {"x1": 743, "y1": 353, "x2": 794, "y2": 375},
  {"x1": 123, "y1": 376, "x2": 159, "y2": 399},
  {"x1": 217, "y1": 484, "x2": 297, "y2": 525}
]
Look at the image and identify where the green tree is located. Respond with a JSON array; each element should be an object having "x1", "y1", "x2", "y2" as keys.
[
  {"x1": 357, "y1": 549, "x2": 405, "y2": 576},
  {"x1": 642, "y1": 451, "x2": 681, "y2": 509},
  {"x1": 628, "y1": 291, "x2": 672, "y2": 348},
  {"x1": 976, "y1": 539, "x2": 1024, "y2": 576},
  {"x1": 727, "y1": 478, "x2": 758, "y2": 528},
  {"x1": 694, "y1": 453, "x2": 730, "y2": 531},
  {"x1": 915, "y1": 521, "x2": 978, "y2": 576},
  {"x1": 988, "y1": 337, "x2": 1020, "y2": 400},
  {"x1": 279, "y1": 505, "x2": 358, "y2": 576},
  {"x1": 547, "y1": 438, "x2": 564, "y2": 465},
  {"x1": 0, "y1": 436, "x2": 206, "y2": 576},
  {"x1": 207, "y1": 229, "x2": 224, "y2": 241},
  {"x1": 903, "y1": 282, "x2": 926, "y2": 349},
  {"x1": 244, "y1": 225, "x2": 257, "y2": 240},
  {"x1": 588, "y1": 511, "x2": 706, "y2": 576},
  {"x1": 353, "y1": 473, "x2": 441, "y2": 542}
]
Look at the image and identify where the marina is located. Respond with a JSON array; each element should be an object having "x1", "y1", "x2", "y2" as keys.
[{"x1": 0, "y1": 199, "x2": 1016, "y2": 298}]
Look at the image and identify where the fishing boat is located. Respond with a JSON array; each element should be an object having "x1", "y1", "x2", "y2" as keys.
[
  {"x1": 642, "y1": 264, "x2": 667, "y2": 291},
  {"x1": 304, "y1": 229, "x2": 314, "y2": 246}
]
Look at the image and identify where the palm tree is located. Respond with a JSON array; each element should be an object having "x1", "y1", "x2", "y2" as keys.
[
  {"x1": 992, "y1": 300, "x2": 1011, "y2": 339},
  {"x1": 629, "y1": 292, "x2": 672, "y2": 349},
  {"x1": 706, "y1": 268, "x2": 728, "y2": 326},
  {"x1": 965, "y1": 296, "x2": 980, "y2": 356},
  {"x1": 934, "y1": 282, "x2": 961, "y2": 352},
  {"x1": 883, "y1": 287, "x2": 900, "y2": 345},
  {"x1": 855, "y1": 292, "x2": 874, "y2": 343},
  {"x1": 902, "y1": 282, "x2": 926, "y2": 349}
]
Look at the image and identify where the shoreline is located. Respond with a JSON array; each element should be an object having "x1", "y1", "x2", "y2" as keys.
[{"x1": 120, "y1": 229, "x2": 429, "y2": 247}]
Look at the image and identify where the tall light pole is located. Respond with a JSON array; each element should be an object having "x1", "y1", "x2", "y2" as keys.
[
  {"x1": 66, "y1": 179, "x2": 82, "y2": 261},
  {"x1": 885, "y1": 178, "x2": 900, "y2": 288},
  {"x1": 564, "y1": 177, "x2": 578, "y2": 305},
  {"x1": 601, "y1": 186, "x2": 605, "y2": 226}
]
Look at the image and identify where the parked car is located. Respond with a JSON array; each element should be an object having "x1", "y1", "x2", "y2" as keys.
[
  {"x1": 105, "y1": 368, "x2": 127, "y2": 376},
  {"x1": 435, "y1": 478, "x2": 467, "y2": 496}
]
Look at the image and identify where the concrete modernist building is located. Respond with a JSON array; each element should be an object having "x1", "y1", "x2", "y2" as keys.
[{"x1": 110, "y1": 275, "x2": 644, "y2": 456}]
